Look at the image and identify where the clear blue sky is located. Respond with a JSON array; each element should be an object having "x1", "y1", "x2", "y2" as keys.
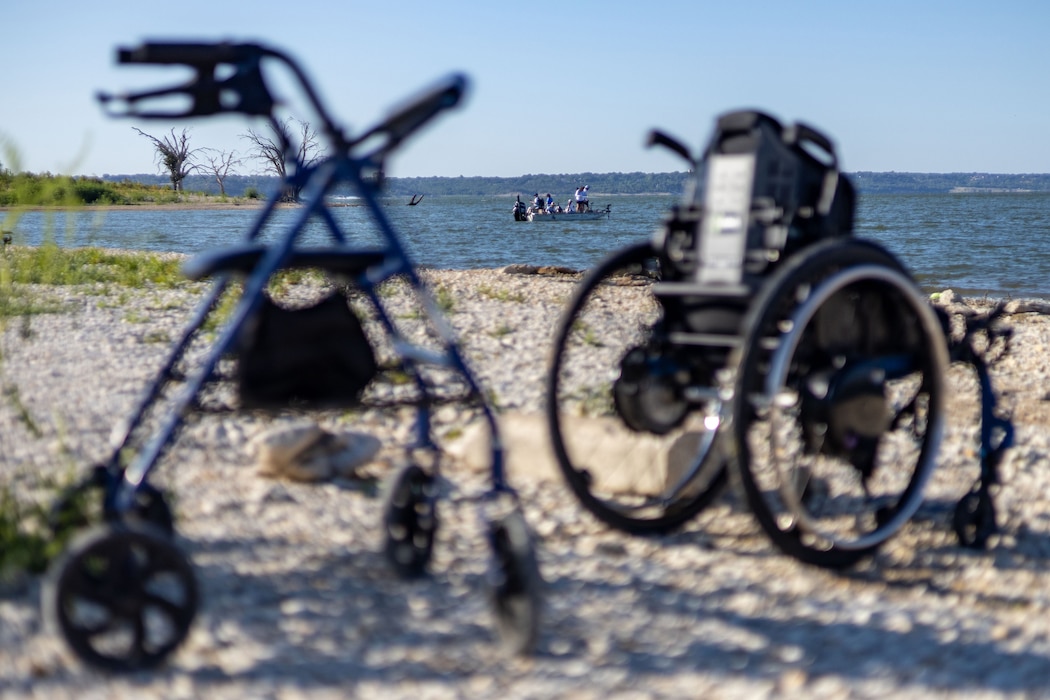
[{"x1": 3, "y1": 1, "x2": 1049, "y2": 178}]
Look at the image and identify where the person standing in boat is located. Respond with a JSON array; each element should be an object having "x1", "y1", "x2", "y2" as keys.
[{"x1": 576, "y1": 185, "x2": 590, "y2": 213}]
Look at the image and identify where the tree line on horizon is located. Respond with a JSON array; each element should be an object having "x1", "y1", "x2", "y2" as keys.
[
  {"x1": 9, "y1": 119, "x2": 1049, "y2": 203},
  {"x1": 11, "y1": 121, "x2": 1048, "y2": 201},
  {"x1": 90, "y1": 170, "x2": 1050, "y2": 198}
]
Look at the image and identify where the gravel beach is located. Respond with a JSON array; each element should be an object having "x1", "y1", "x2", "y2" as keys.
[{"x1": 3, "y1": 263, "x2": 1050, "y2": 699}]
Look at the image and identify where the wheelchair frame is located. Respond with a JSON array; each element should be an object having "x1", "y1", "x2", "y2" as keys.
[{"x1": 546, "y1": 109, "x2": 1014, "y2": 569}]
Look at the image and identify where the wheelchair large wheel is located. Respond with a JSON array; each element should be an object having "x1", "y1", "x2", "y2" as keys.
[
  {"x1": 731, "y1": 238, "x2": 948, "y2": 568},
  {"x1": 546, "y1": 242, "x2": 728, "y2": 535},
  {"x1": 43, "y1": 522, "x2": 198, "y2": 672}
]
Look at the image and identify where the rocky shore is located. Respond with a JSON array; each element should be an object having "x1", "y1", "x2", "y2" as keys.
[{"x1": 3, "y1": 266, "x2": 1050, "y2": 698}]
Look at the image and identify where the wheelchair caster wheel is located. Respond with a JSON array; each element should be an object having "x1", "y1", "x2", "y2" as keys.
[
  {"x1": 382, "y1": 464, "x2": 437, "y2": 578},
  {"x1": 953, "y1": 489, "x2": 997, "y2": 549},
  {"x1": 43, "y1": 522, "x2": 198, "y2": 672},
  {"x1": 488, "y1": 510, "x2": 542, "y2": 655}
]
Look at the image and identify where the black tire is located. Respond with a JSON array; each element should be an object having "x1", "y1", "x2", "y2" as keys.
[
  {"x1": 730, "y1": 238, "x2": 947, "y2": 568},
  {"x1": 488, "y1": 510, "x2": 542, "y2": 655},
  {"x1": 546, "y1": 242, "x2": 727, "y2": 534},
  {"x1": 42, "y1": 522, "x2": 198, "y2": 672},
  {"x1": 382, "y1": 464, "x2": 438, "y2": 578}
]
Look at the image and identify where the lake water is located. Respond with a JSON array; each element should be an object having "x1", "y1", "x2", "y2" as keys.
[{"x1": 5, "y1": 192, "x2": 1050, "y2": 299}]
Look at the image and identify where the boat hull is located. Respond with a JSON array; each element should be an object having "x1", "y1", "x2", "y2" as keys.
[{"x1": 525, "y1": 209, "x2": 609, "y2": 222}]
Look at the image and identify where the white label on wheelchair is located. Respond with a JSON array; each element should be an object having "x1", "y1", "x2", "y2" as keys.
[{"x1": 697, "y1": 153, "x2": 755, "y2": 286}]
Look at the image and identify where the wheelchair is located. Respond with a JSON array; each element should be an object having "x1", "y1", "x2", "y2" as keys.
[
  {"x1": 546, "y1": 110, "x2": 1013, "y2": 569},
  {"x1": 42, "y1": 41, "x2": 541, "y2": 672}
]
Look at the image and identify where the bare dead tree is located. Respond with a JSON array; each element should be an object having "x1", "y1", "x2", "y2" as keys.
[
  {"x1": 132, "y1": 127, "x2": 201, "y2": 192},
  {"x1": 241, "y1": 118, "x2": 325, "y2": 202},
  {"x1": 199, "y1": 148, "x2": 243, "y2": 198}
]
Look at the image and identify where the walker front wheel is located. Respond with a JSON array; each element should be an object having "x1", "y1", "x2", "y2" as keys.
[
  {"x1": 488, "y1": 510, "x2": 542, "y2": 655},
  {"x1": 43, "y1": 523, "x2": 198, "y2": 672}
]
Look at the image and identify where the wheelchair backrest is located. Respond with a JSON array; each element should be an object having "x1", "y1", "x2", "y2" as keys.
[{"x1": 676, "y1": 110, "x2": 856, "y2": 288}]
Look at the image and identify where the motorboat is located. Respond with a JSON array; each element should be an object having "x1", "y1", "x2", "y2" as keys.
[{"x1": 520, "y1": 204, "x2": 611, "y2": 222}]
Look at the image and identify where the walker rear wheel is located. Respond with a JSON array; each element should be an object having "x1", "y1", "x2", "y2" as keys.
[
  {"x1": 382, "y1": 464, "x2": 438, "y2": 578},
  {"x1": 488, "y1": 510, "x2": 542, "y2": 655}
]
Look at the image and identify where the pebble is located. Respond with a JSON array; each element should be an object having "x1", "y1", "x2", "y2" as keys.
[{"x1": 2, "y1": 273, "x2": 1050, "y2": 697}]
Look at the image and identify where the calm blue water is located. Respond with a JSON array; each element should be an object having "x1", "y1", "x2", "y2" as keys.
[{"x1": 6, "y1": 192, "x2": 1050, "y2": 299}]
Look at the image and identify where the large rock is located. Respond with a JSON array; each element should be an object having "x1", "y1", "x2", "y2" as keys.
[
  {"x1": 249, "y1": 421, "x2": 381, "y2": 482},
  {"x1": 445, "y1": 411, "x2": 719, "y2": 496}
]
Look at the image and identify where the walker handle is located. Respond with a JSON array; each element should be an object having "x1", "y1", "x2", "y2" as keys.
[
  {"x1": 116, "y1": 42, "x2": 262, "y2": 67},
  {"x1": 98, "y1": 42, "x2": 276, "y2": 119},
  {"x1": 353, "y1": 73, "x2": 468, "y2": 159}
]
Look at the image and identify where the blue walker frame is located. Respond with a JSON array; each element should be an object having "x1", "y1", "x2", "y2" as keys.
[{"x1": 44, "y1": 41, "x2": 540, "y2": 673}]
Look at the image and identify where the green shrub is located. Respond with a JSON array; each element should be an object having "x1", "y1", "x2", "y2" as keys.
[
  {"x1": 73, "y1": 179, "x2": 127, "y2": 205},
  {"x1": 0, "y1": 170, "x2": 217, "y2": 207}
]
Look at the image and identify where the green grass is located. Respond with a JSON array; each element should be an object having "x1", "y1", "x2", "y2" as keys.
[
  {"x1": 142, "y1": 329, "x2": 172, "y2": 344},
  {"x1": 1, "y1": 245, "x2": 183, "y2": 288},
  {"x1": 3, "y1": 383, "x2": 41, "y2": 438},
  {"x1": 0, "y1": 469, "x2": 108, "y2": 581},
  {"x1": 434, "y1": 285, "x2": 456, "y2": 314},
  {"x1": 0, "y1": 486, "x2": 55, "y2": 579},
  {"x1": 201, "y1": 284, "x2": 242, "y2": 334},
  {"x1": 571, "y1": 319, "x2": 604, "y2": 347},
  {"x1": 0, "y1": 245, "x2": 188, "y2": 321},
  {"x1": 122, "y1": 309, "x2": 151, "y2": 324},
  {"x1": 268, "y1": 268, "x2": 327, "y2": 295},
  {"x1": 0, "y1": 381, "x2": 88, "y2": 580},
  {"x1": 477, "y1": 284, "x2": 526, "y2": 303},
  {"x1": 575, "y1": 386, "x2": 614, "y2": 417},
  {"x1": 0, "y1": 156, "x2": 200, "y2": 581}
]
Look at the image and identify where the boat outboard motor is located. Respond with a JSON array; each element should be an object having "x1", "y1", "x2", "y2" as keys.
[{"x1": 512, "y1": 196, "x2": 527, "y2": 221}]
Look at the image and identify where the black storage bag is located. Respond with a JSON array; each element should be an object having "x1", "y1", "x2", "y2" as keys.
[{"x1": 237, "y1": 292, "x2": 377, "y2": 409}]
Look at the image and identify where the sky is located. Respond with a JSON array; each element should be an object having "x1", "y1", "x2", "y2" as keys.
[{"x1": 3, "y1": 1, "x2": 1049, "y2": 179}]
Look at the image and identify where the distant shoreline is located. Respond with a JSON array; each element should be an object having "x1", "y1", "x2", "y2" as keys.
[{"x1": 0, "y1": 200, "x2": 359, "y2": 213}]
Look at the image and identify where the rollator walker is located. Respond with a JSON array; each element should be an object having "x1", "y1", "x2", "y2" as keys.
[
  {"x1": 43, "y1": 41, "x2": 541, "y2": 671},
  {"x1": 546, "y1": 110, "x2": 1013, "y2": 568}
]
